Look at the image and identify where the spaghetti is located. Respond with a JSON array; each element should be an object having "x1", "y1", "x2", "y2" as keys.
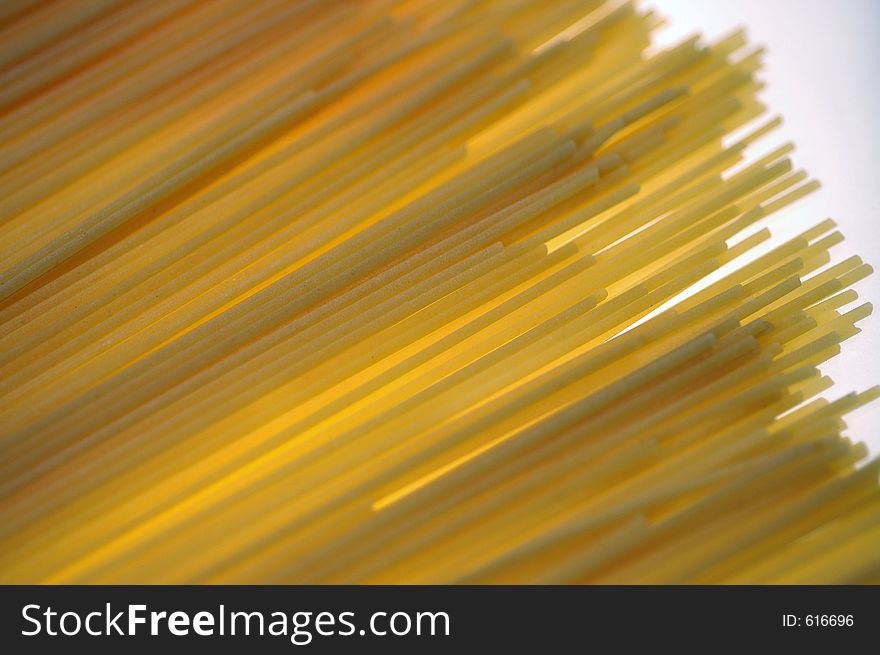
[{"x1": 0, "y1": 0, "x2": 877, "y2": 584}]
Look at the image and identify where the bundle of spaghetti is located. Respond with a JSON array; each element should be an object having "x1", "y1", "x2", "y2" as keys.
[{"x1": 0, "y1": 0, "x2": 877, "y2": 584}]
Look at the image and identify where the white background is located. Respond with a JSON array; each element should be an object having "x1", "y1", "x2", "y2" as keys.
[{"x1": 650, "y1": 0, "x2": 880, "y2": 454}]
